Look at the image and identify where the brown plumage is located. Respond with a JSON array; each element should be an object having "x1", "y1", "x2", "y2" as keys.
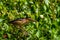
[{"x1": 9, "y1": 18, "x2": 37, "y2": 26}]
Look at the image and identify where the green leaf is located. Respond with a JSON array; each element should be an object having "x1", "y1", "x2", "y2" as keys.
[
  {"x1": 0, "y1": 19, "x2": 3, "y2": 22},
  {"x1": 36, "y1": 30, "x2": 40, "y2": 38}
]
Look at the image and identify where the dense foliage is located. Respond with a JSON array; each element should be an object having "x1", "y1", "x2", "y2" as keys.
[{"x1": 0, "y1": 0, "x2": 60, "y2": 40}]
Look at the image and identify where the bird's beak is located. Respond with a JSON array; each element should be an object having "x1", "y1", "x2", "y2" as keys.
[{"x1": 28, "y1": 18, "x2": 37, "y2": 22}]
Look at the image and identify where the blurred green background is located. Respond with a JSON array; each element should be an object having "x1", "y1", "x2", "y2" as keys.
[{"x1": 0, "y1": 0, "x2": 60, "y2": 40}]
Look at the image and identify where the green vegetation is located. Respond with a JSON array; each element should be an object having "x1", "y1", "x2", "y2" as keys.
[{"x1": 0, "y1": 0, "x2": 60, "y2": 40}]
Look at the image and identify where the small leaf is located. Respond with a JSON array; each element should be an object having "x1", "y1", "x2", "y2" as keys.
[
  {"x1": 44, "y1": 0, "x2": 49, "y2": 6},
  {"x1": 36, "y1": 30, "x2": 40, "y2": 38},
  {"x1": 36, "y1": 22, "x2": 39, "y2": 28},
  {"x1": 0, "y1": 19, "x2": 3, "y2": 22},
  {"x1": 3, "y1": 23, "x2": 9, "y2": 31}
]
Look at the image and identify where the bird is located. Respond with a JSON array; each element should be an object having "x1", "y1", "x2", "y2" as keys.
[{"x1": 9, "y1": 18, "x2": 37, "y2": 27}]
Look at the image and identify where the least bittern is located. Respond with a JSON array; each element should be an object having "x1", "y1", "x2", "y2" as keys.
[
  {"x1": 9, "y1": 18, "x2": 37, "y2": 37},
  {"x1": 9, "y1": 18, "x2": 37, "y2": 26}
]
